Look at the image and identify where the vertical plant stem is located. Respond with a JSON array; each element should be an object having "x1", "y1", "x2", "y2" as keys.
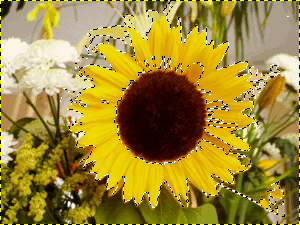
[{"x1": 227, "y1": 172, "x2": 243, "y2": 223}]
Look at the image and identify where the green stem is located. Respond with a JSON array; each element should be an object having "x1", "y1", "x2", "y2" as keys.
[
  {"x1": 12, "y1": 74, "x2": 55, "y2": 147},
  {"x1": 48, "y1": 95, "x2": 62, "y2": 141},
  {"x1": 2, "y1": 110, "x2": 43, "y2": 142},
  {"x1": 238, "y1": 197, "x2": 249, "y2": 224},
  {"x1": 227, "y1": 172, "x2": 243, "y2": 223},
  {"x1": 246, "y1": 165, "x2": 297, "y2": 194}
]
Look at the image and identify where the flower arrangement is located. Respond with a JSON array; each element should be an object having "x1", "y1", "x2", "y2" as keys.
[{"x1": 1, "y1": 2, "x2": 298, "y2": 224}]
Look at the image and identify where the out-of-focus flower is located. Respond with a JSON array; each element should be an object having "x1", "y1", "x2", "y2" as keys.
[
  {"x1": 257, "y1": 159, "x2": 284, "y2": 211},
  {"x1": 262, "y1": 143, "x2": 281, "y2": 160},
  {"x1": 25, "y1": 39, "x2": 80, "y2": 70},
  {"x1": 200, "y1": 1, "x2": 213, "y2": 8},
  {"x1": 67, "y1": 75, "x2": 94, "y2": 98},
  {"x1": 2, "y1": 38, "x2": 29, "y2": 75},
  {"x1": 1, "y1": 131, "x2": 19, "y2": 164},
  {"x1": 281, "y1": 132, "x2": 298, "y2": 147},
  {"x1": 27, "y1": 2, "x2": 60, "y2": 39},
  {"x1": 221, "y1": 2, "x2": 237, "y2": 18},
  {"x1": 257, "y1": 75, "x2": 285, "y2": 109},
  {"x1": 2, "y1": 73, "x2": 18, "y2": 94},
  {"x1": 266, "y1": 53, "x2": 298, "y2": 91},
  {"x1": 19, "y1": 68, "x2": 78, "y2": 96}
]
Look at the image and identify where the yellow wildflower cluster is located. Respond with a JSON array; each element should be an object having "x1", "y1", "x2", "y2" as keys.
[
  {"x1": 34, "y1": 133, "x2": 71, "y2": 186},
  {"x1": 63, "y1": 202, "x2": 96, "y2": 223},
  {"x1": 80, "y1": 173, "x2": 106, "y2": 207},
  {"x1": 62, "y1": 173, "x2": 85, "y2": 193},
  {"x1": 14, "y1": 133, "x2": 49, "y2": 172},
  {"x1": 2, "y1": 198, "x2": 23, "y2": 224},
  {"x1": 28, "y1": 191, "x2": 48, "y2": 222}
]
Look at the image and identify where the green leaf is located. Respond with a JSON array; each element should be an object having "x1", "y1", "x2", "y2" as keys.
[
  {"x1": 139, "y1": 186, "x2": 218, "y2": 223},
  {"x1": 8, "y1": 117, "x2": 37, "y2": 139},
  {"x1": 270, "y1": 137, "x2": 297, "y2": 162},
  {"x1": 94, "y1": 190, "x2": 146, "y2": 224}
]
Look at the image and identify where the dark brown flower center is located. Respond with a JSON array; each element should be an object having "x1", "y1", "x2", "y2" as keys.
[{"x1": 116, "y1": 70, "x2": 206, "y2": 163}]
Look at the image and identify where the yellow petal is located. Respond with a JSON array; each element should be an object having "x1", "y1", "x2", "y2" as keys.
[
  {"x1": 147, "y1": 164, "x2": 163, "y2": 208},
  {"x1": 77, "y1": 123, "x2": 117, "y2": 147},
  {"x1": 180, "y1": 27, "x2": 207, "y2": 69},
  {"x1": 43, "y1": 12, "x2": 53, "y2": 39},
  {"x1": 126, "y1": 27, "x2": 153, "y2": 70},
  {"x1": 26, "y1": 3, "x2": 47, "y2": 21},
  {"x1": 123, "y1": 159, "x2": 138, "y2": 202},
  {"x1": 147, "y1": 20, "x2": 163, "y2": 68},
  {"x1": 205, "y1": 126, "x2": 250, "y2": 151},
  {"x1": 184, "y1": 63, "x2": 204, "y2": 85},
  {"x1": 199, "y1": 140, "x2": 246, "y2": 172},
  {"x1": 132, "y1": 160, "x2": 149, "y2": 205},
  {"x1": 96, "y1": 44, "x2": 143, "y2": 79},
  {"x1": 80, "y1": 65, "x2": 131, "y2": 88},
  {"x1": 107, "y1": 150, "x2": 134, "y2": 189},
  {"x1": 164, "y1": 162, "x2": 189, "y2": 200},
  {"x1": 84, "y1": 136, "x2": 122, "y2": 163},
  {"x1": 258, "y1": 159, "x2": 280, "y2": 170},
  {"x1": 75, "y1": 86, "x2": 123, "y2": 105}
]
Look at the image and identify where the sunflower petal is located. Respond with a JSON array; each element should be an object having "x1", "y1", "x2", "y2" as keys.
[
  {"x1": 126, "y1": 27, "x2": 153, "y2": 70},
  {"x1": 205, "y1": 126, "x2": 250, "y2": 151},
  {"x1": 132, "y1": 160, "x2": 149, "y2": 205},
  {"x1": 76, "y1": 86, "x2": 123, "y2": 105},
  {"x1": 107, "y1": 150, "x2": 135, "y2": 189},
  {"x1": 79, "y1": 65, "x2": 131, "y2": 88},
  {"x1": 147, "y1": 164, "x2": 163, "y2": 208},
  {"x1": 96, "y1": 44, "x2": 143, "y2": 79}
]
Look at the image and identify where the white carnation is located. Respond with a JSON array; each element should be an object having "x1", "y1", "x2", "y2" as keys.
[
  {"x1": 262, "y1": 142, "x2": 281, "y2": 160},
  {"x1": 1, "y1": 131, "x2": 18, "y2": 164},
  {"x1": 25, "y1": 39, "x2": 80, "y2": 70},
  {"x1": 281, "y1": 132, "x2": 299, "y2": 148},
  {"x1": 2, "y1": 38, "x2": 29, "y2": 75},
  {"x1": 266, "y1": 53, "x2": 298, "y2": 91},
  {"x1": 19, "y1": 68, "x2": 78, "y2": 96},
  {"x1": 2, "y1": 72, "x2": 18, "y2": 94},
  {"x1": 67, "y1": 75, "x2": 94, "y2": 98}
]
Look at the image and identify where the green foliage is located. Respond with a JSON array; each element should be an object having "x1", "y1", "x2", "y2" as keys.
[
  {"x1": 8, "y1": 117, "x2": 37, "y2": 139},
  {"x1": 139, "y1": 186, "x2": 219, "y2": 223},
  {"x1": 269, "y1": 137, "x2": 297, "y2": 162},
  {"x1": 94, "y1": 190, "x2": 146, "y2": 224}
]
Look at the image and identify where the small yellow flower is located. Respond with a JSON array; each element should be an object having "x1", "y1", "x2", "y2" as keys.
[
  {"x1": 257, "y1": 159, "x2": 284, "y2": 211},
  {"x1": 257, "y1": 74, "x2": 285, "y2": 109},
  {"x1": 27, "y1": 2, "x2": 60, "y2": 39},
  {"x1": 221, "y1": 2, "x2": 237, "y2": 18}
]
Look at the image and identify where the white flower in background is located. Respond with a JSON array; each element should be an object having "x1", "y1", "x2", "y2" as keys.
[
  {"x1": 2, "y1": 72, "x2": 18, "y2": 94},
  {"x1": 262, "y1": 143, "x2": 281, "y2": 160},
  {"x1": 265, "y1": 53, "x2": 298, "y2": 111},
  {"x1": 18, "y1": 116, "x2": 65, "y2": 145},
  {"x1": 25, "y1": 39, "x2": 80, "y2": 70},
  {"x1": 281, "y1": 132, "x2": 298, "y2": 148},
  {"x1": 19, "y1": 68, "x2": 78, "y2": 96},
  {"x1": 67, "y1": 75, "x2": 94, "y2": 98},
  {"x1": 1, "y1": 131, "x2": 19, "y2": 164},
  {"x1": 266, "y1": 53, "x2": 298, "y2": 91},
  {"x1": 1, "y1": 38, "x2": 29, "y2": 75}
]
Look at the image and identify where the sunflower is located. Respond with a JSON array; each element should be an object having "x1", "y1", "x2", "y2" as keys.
[{"x1": 68, "y1": 15, "x2": 255, "y2": 208}]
